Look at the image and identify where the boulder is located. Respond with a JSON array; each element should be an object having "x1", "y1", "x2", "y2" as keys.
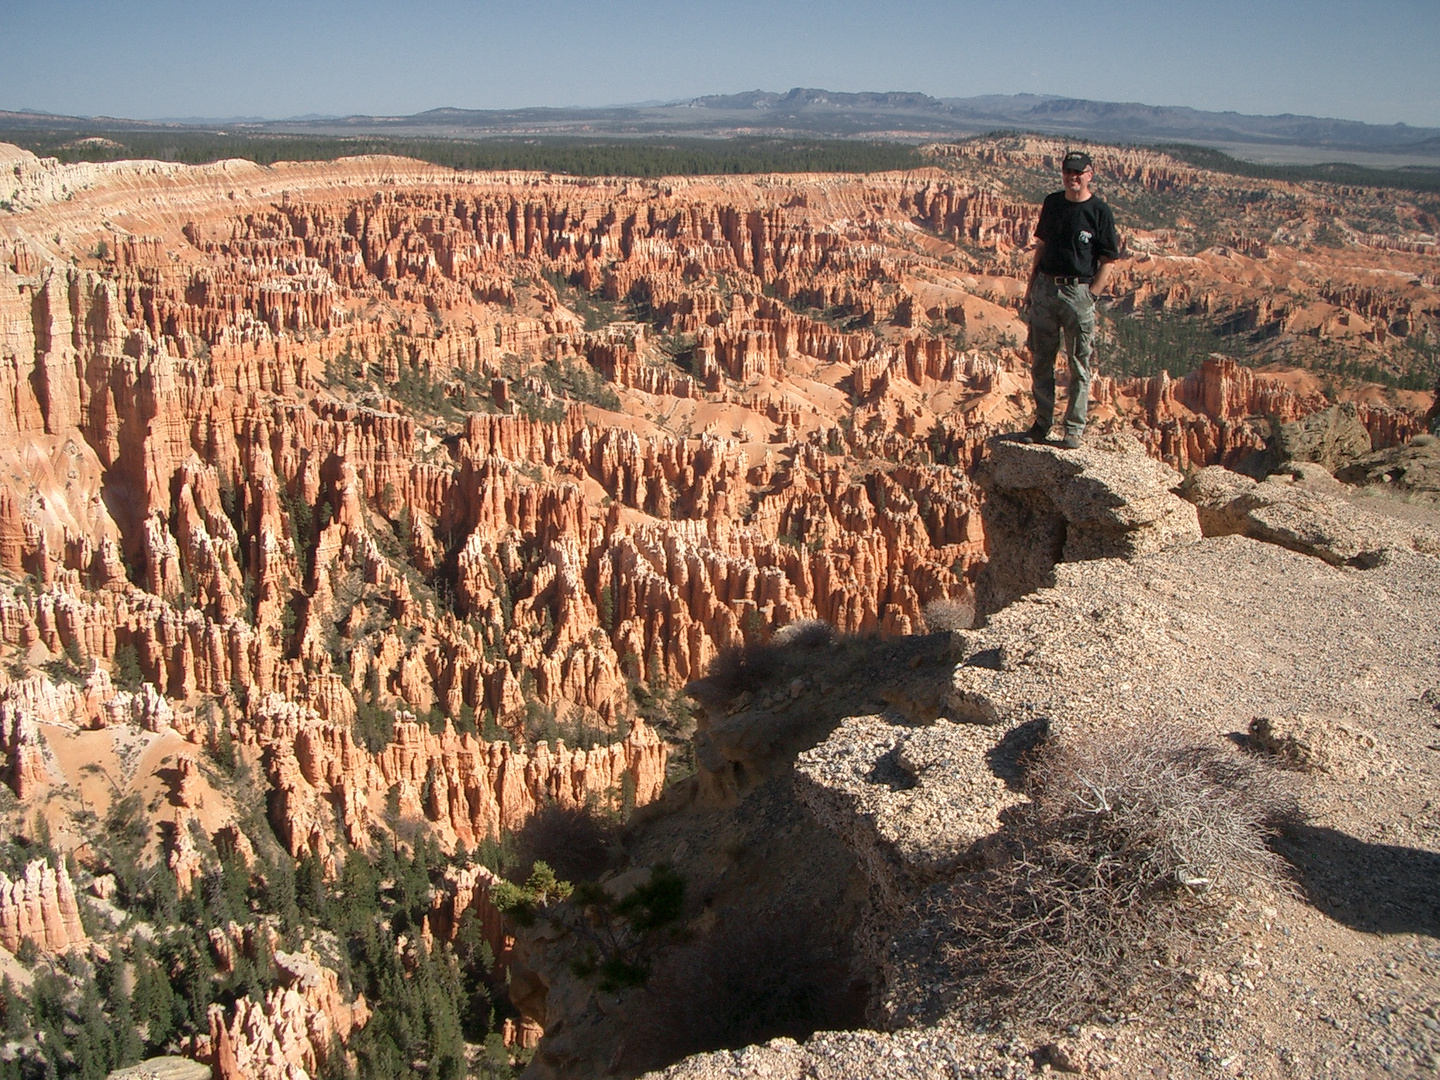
[
  {"x1": 973, "y1": 432, "x2": 1200, "y2": 617},
  {"x1": 1337, "y1": 433, "x2": 1440, "y2": 498},
  {"x1": 795, "y1": 715, "x2": 1029, "y2": 913},
  {"x1": 1273, "y1": 401, "x2": 1373, "y2": 471}
]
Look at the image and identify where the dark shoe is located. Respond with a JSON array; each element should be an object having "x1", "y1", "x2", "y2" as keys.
[
  {"x1": 1020, "y1": 425, "x2": 1050, "y2": 444},
  {"x1": 1058, "y1": 434, "x2": 1082, "y2": 450}
]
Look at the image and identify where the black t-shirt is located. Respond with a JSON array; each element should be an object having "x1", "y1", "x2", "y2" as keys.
[{"x1": 1035, "y1": 192, "x2": 1120, "y2": 278}]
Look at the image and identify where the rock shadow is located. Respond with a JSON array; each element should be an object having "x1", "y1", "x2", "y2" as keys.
[
  {"x1": 984, "y1": 717, "x2": 1050, "y2": 791},
  {"x1": 865, "y1": 746, "x2": 916, "y2": 792},
  {"x1": 1271, "y1": 823, "x2": 1440, "y2": 937},
  {"x1": 156, "y1": 764, "x2": 185, "y2": 808},
  {"x1": 616, "y1": 897, "x2": 869, "y2": 1076}
]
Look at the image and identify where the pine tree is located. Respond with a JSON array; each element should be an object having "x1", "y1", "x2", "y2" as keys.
[{"x1": 131, "y1": 940, "x2": 178, "y2": 1051}]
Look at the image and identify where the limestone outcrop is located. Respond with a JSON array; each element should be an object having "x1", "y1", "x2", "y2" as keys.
[
  {"x1": 650, "y1": 436, "x2": 1440, "y2": 1079},
  {"x1": 952, "y1": 445, "x2": 1440, "y2": 739},
  {"x1": 1338, "y1": 432, "x2": 1440, "y2": 497},
  {"x1": 795, "y1": 715, "x2": 1028, "y2": 901},
  {"x1": 1182, "y1": 464, "x2": 1440, "y2": 565},
  {"x1": 1272, "y1": 401, "x2": 1375, "y2": 472},
  {"x1": 793, "y1": 714, "x2": 1032, "y2": 1025},
  {"x1": 972, "y1": 432, "x2": 1201, "y2": 617}
]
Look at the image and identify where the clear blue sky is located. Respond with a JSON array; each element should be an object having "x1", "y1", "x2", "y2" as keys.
[{"x1": 2, "y1": 0, "x2": 1437, "y2": 127}]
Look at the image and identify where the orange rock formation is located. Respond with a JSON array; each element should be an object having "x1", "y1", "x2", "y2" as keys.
[
  {"x1": 0, "y1": 858, "x2": 87, "y2": 954},
  {"x1": 208, "y1": 947, "x2": 369, "y2": 1080}
]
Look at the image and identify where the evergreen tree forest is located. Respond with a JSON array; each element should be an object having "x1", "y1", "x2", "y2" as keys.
[
  {"x1": 0, "y1": 824, "x2": 523, "y2": 1080},
  {"x1": 0, "y1": 129, "x2": 922, "y2": 177}
]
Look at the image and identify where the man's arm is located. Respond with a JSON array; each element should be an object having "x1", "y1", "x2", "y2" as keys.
[
  {"x1": 1025, "y1": 240, "x2": 1045, "y2": 305},
  {"x1": 1090, "y1": 256, "x2": 1114, "y2": 296},
  {"x1": 1090, "y1": 203, "x2": 1121, "y2": 296},
  {"x1": 1025, "y1": 197, "x2": 1054, "y2": 306}
]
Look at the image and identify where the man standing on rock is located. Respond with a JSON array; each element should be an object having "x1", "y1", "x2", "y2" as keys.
[{"x1": 1021, "y1": 150, "x2": 1121, "y2": 449}]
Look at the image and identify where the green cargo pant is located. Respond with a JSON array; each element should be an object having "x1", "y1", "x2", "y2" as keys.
[{"x1": 1027, "y1": 276, "x2": 1096, "y2": 438}]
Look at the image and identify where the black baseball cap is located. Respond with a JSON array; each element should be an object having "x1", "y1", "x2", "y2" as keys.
[{"x1": 1061, "y1": 150, "x2": 1093, "y2": 173}]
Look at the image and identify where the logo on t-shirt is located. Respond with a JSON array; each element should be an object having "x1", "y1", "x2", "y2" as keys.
[{"x1": 1079, "y1": 230, "x2": 1093, "y2": 245}]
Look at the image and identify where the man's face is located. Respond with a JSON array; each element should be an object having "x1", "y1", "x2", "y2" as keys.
[{"x1": 1063, "y1": 166, "x2": 1093, "y2": 194}]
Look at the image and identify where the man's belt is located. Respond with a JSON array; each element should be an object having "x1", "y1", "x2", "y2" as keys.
[{"x1": 1044, "y1": 273, "x2": 1092, "y2": 285}]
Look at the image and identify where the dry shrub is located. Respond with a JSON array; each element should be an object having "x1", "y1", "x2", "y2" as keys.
[
  {"x1": 940, "y1": 726, "x2": 1296, "y2": 1023},
  {"x1": 770, "y1": 618, "x2": 836, "y2": 649},
  {"x1": 923, "y1": 596, "x2": 975, "y2": 633}
]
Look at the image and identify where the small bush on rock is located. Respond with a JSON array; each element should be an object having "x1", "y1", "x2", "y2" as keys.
[
  {"x1": 941, "y1": 726, "x2": 1296, "y2": 1023},
  {"x1": 922, "y1": 596, "x2": 975, "y2": 633},
  {"x1": 770, "y1": 618, "x2": 836, "y2": 649},
  {"x1": 494, "y1": 862, "x2": 687, "y2": 992}
]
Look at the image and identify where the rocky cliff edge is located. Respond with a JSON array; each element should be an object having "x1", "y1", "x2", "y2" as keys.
[{"x1": 645, "y1": 434, "x2": 1440, "y2": 1079}]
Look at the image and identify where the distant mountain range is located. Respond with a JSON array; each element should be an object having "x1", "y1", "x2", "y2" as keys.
[{"x1": 5, "y1": 89, "x2": 1440, "y2": 162}]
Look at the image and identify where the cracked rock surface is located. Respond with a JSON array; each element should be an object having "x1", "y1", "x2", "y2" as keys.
[
  {"x1": 1183, "y1": 464, "x2": 1440, "y2": 565},
  {"x1": 973, "y1": 432, "x2": 1201, "y2": 616}
]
